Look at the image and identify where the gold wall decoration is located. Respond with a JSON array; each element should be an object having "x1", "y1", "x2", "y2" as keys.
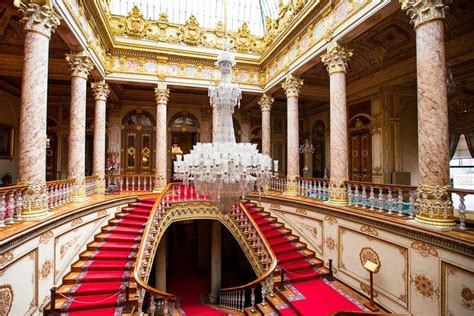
[
  {"x1": 410, "y1": 241, "x2": 439, "y2": 258},
  {"x1": 40, "y1": 259, "x2": 52, "y2": 279},
  {"x1": 360, "y1": 224, "x2": 378, "y2": 236},
  {"x1": 0, "y1": 251, "x2": 14, "y2": 266},
  {"x1": 71, "y1": 217, "x2": 83, "y2": 227},
  {"x1": 39, "y1": 230, "x2": 53, "y2": 244},
  {"x1": 324, "y1": 215, "x2": 337, "y2": 224},
  {"x1": 325, "y1": 236, "x2": 337, "y2": 251},
  {"x1": 411, "y1": 272, "x2": 439, "y2": 300},
  {"x1": 295, "y1": 208, "x2": 307, "y2": 215},
  {"x1": 97, "y1": 209, "x2": 107, "y2": 217},
  {"x1": 114, "y1": 6, "x2": 155, "y2": 40},
  {"x1": 359, "y1": 247, "x2": 381, "y2": 273},
  {"x1": 231, "y1": 23, "x2": 256, "y2": 53},
  {"x1": 461, "y1": 286, "x2": 473, "y2": 310},
  {"x1": 0, "y1": 284, "x2": 14, "y2": 316},
  {"x1": 270, "y1": 203, "x2": 281, "y2": 209}
]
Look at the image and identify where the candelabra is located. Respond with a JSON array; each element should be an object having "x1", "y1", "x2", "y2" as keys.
[{"x1": 300, "y1": 139, "x2": 314, "y2": 178}]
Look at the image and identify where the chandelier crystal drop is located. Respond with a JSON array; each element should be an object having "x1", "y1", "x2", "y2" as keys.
[{"x1": 173, "y1": 40, "x2": 278, "y2": 211}]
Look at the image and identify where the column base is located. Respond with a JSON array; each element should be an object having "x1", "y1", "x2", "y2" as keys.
[
  {"x1": 21, "y1": 181, "x2": 50, "y2": 221},
  {"x1": 22, "y1": 207, "x2": 51, "y2": 221},
  {"x1": 415, "y1": 184, "x2": 456, "y2": 228},
  {"x1": 71, "y1": 181, "x2": 89, "y2": 203},
  {"x1": 96, "y1": 179, "x2": 106, "y2": 194},
  {"x1": 408, "y1": 219, "x2": 454, "y2": 231},
  {"x1": 209, "y1": 294, "x2": 218, "y2": 304},
  {"x1": 283, "y1": 177, "x2": 298, "y2": 195}
]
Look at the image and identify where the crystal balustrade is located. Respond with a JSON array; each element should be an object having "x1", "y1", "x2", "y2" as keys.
[
  {"x1": 134, "y1": 183, "x2": 277, "y2": 314},
  {"x1": 267, "y1": 176, "x2": 473, "y2": 230},
  {"x1": 105, "y1": 174, "x2": 155, "y2": 192}
]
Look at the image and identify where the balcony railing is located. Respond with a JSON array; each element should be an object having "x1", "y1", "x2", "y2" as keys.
[
  {"x1": 267, "y1": 176, "x2": 473, "y2": 230},
  {"x1": 85, "y1": 175, "x2": 98, "y2": 196},
  {"x1": 0, "y1": 184, "x2": 28, "y2": 227},
  {"x1": 106, "y1": 174, "x2": 155, "y2": 192},
  {"x1": 46, "y1": 179, "x2": 75, "y2": 210}
]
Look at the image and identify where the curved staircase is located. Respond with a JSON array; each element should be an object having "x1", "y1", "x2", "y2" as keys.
[{"x1": 49, "y1": 197, "x2": 156, "y2": 315}]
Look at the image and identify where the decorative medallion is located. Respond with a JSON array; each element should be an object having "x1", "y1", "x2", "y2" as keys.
[
  {"x1": 360, "y1": 225, "x2": 379, "y2": 237},
  {"x1": 461, "y1": 286, "x2": 474, "y2": 310},
  {"x1": 325, "y1": 237, "x2": 336, "y2": 251},
  {"x1": 270, "y1": 203, "x2": 281, "y2": 209},
  {"x1": 0, "y1": 284, "x2": 14, "y2": 316},
  {"x1": 411, "y1": 272, "x2": 438, "y2": 300},
  {"x1": 39, "y1": 230, "x2": 53, "y2": 244},
  {"x1": 71, "y1": 217, "x2": 83, "y2": 227},
  {"x1": 410, "y1": 241, "x2": 439, "y2": 258},
  {"x1": 324, "y1": 215, "x2": 337, "y2": 225},
  {"x1": 295, "y1": 208, "x2": 307, "y2": 215},
  {"x1": 231, "y1": 23, "x2": 256, "y2": 53},
  {"x1": 176, "y1": 16, "x2": 206, "y2": 46},
  {"x1": 40, "y1": 259, "x2": 53, "y2": 279},
  {"x1": 97, "y1": 209, "x2": 107, "y2": 217},
  {"x1": 115, "y1": 6, "x2": 154, "y2": 40},
  {"x1": 359, "y1": 247, "x2": 381, "y2": 273}
]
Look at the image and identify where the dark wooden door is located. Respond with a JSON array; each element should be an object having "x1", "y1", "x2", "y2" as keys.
[
  {"x1": 349, "y1": 118, "x2": 372, "y2": 181},
  {"x1": 122, "y1": 128, "x2": 155, "y2": 175}
]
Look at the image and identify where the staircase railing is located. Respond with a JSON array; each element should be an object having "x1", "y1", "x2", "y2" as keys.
[
  {"x1": 46, "y1": 179, "x2": 75, "y2": 210},
  {"x1": 218, "y1": 201, "x2": 278, "y2": 313},
  {"x1": 85, "y1": 175, "x2": 98, "y2": 196},
  {"x1": 105, "y1": 174, "x2": 155, "y2": 192},
  {"x1": 0, "y1": 184, "x2": 28, "y2": 227}
]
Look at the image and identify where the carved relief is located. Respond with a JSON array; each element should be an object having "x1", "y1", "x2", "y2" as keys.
[
  {"x1": 114, "y1": 6, "x2": 155, "y2": 40},
  {"x1": 325, "y1": 236, "x2": 337, "y2": 251},
  {"x1": 359, "y1": 247, "x2": 381, "y2": 273},
  {"x1": 0, "y1": 284, "x2": 14, "y2": 316},
  {"x1": 40, "y1": 259, "x2": 53, "y2": 279},
  {"x1": 410, "y1": 241, "x2": 439, "y2": 258},
  {"x1": 0, "y1": 251, "x2": 13, "y2": 266},
  {"x1": 411, "y1": 272, "x2": 439, "y2": 300},
  {"x1": 60, "y1": 236, "x2": 81, "y2": 259},
  {"x1": 231, "y1": 23, "x2": 256, "y2": 53},
  {"x1": 71, "y1": 217, "x2": 83, "y2": 227},
  {"x1": 298, "y1": 221, "x2": 317, "y2": 237},
  {"x1": 39, "y1": 230, "x2": 54, "y2": 244},
  {"x1": 270, "y1": 203, "x2": 281, "y2": 209},
  {"x1": 295, "y1": 208, "x2": 307, "y2": 215},
  {"x1": 360, "y1": 225, "x2": 378, "y2": 236},
  {"x1": 461, "y1": 286, "x2": 473, "y2": 311},
  {"x1": 324, "y1": 215, "x2": 337, "y2": 225},
  {"x1": 97, "y1": 209, "x2": 107, "y2": 217},
  {"x1": 175, "y1": 16, "x2": 206, "y2": 46}
]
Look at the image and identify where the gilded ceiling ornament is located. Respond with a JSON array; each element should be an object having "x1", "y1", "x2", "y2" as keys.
[
  {"x1": 0, "y1": 284, "x2": 14, "y2": 316},
  {"x1": 321, "y1": 43, "x2": 353, "y2": 74},
  {"x1": 359, "y1": 247, "x2": 381, "y2": 273},
  {"x1": 231, "y1": 23, "x2": 256, "y2": 53},
  {"x1": 66, "y1": 54, "x2": 94, "y2": 79},
  {"x1": 410, "y1": 241, "x2": 439, "y2": 258},
  {"x1": 400, "y1": 0, "x2": 450, "y2": 29},
  {"x1": 115, "y1": 6, "x2": 154, "y2": 40},
  {"x1": 177, "y1": 16, "x2": 206, "y2": 46},
  {"x1": 282, "y1": 75, "x2": 303, "y2": 98},
  {"x1": 258, "y1": 94, "x2": 274, "y2": 112},
  {"x1": 16, "y1": 1, "x2": 61, "y2": 39},
  {"x1": 91, "y1": 80, "x2": 110, "y2": 101},
  {"x1": 416, "y1": 184, "x2": 455, "y2": 227}
]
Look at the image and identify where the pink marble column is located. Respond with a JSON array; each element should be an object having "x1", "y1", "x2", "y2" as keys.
[
  {"x1": 200, "y1": 107, "x2": 212, "y2": 143},
  {"x1": 17, "y1": 2, "x2": 60, "y2": 219},
  {"x1": 240, "y1": 113, "x2": 251, "y2": 143},
  {"x1": 282, "y1": 75, "x2": 303, "y2": 195},
  {"x1": 91, "y1": 80, "x2": 110, "y2": 194},
  {"x1": 154, "y1": 83, "x2": 170, "y2": 191},
  {"x1": 322, "y1": 43, "x2": 352, "y2": 204},
  {"x1": 258, "y1": 94, "x2": 274, "y2": 156},
  {"x1": 108, "y1": 104, "x2": 122, "y2": 155},
  {"x1": 66, "y1": 54, "x2": 94, "y2": 201},
  {"x1": 401, "y1": 0, "x2": 454, "y2": 227}
]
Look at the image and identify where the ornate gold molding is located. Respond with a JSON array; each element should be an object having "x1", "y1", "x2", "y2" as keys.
[
  {"x1": 416, "y1": 184, "x2": 455, "y2": 227},
  {"x1": 16, "y1": 1, "x2": 61, "y2": 39},
  {"x1": 66, "y1": 54, "x2": 94, "y2": 79},
  {"x1": 231, "y1": 23, "x2": 256, "y2": 53},
  {"x1": 328, "y1": 178, "x2": 348, "y2": 204},
  {"x1": 410, "y1": 241, "x2": 439, "y2": 258},
  {"x1": 321, "y1": 42, "x2": 353, "y2": 74},
  {"x1": 282, "y1": 75, "x2": 303, "y2": 98},
  {"x1": 91, "y1": 80, "x2": 110, "y2": 101}
]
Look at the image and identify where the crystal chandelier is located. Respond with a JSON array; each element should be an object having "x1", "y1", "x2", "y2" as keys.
[{"x1": 173, "y1": 41, "x2": 278, "y2": 211}]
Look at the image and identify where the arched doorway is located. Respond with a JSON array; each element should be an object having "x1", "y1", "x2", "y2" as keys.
[
  {"x1": 121, "y1": 110, "x2": 155, "y2": 175},
  {"x1": 312, "y1": 120, "x2": 325, "y2": 178},
  {"x1": 169, "y1": 112, "x2": 200, "y2": 178},
  {"x1": 349, "y1": 115, "x2": 372, "y2": 181}
]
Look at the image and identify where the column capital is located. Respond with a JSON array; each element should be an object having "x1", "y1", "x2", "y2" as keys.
[
  {"x1": 66, "y1": 54, "x2": 94, "y2": 79},
  {"x1": 400, "y1": 0, "x2": 450, "y2": 29},
  {"x1": 91, "y1": 80, "x2": 110, "y2": 101},
  {"x1": 258, "y1": 93, "x2": 274, "y2": 112},
  {"x1": 154, "y1": 83, "x2": 170, "y2": 104},
  {"x1": 17, "y1": 2, "x2": 61, "y2": 39},
  {"x1": 282, "y1": 75, "x2": 303, "y2": 98},
  {"x1": 321, "y1": 43, "x2": 353, "y2": 74}
]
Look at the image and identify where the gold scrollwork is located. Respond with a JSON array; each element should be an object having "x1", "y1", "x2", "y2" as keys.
[
  {"x1": 39, "y1": 230, "x2": 54, "y2": 244},
  {"x1": 324, "y1": 215, "x2": 337, "y2": 225},
  {"x1": 40, "y1": 259, "x2": 53, "y2": 279},
  {"x1": 175, "y1": 16, "x2": 206, "y2": 46},
  {"x1": 0, "y1": 251, "x2": 14, "y2": 266},
  {"x1": 231, "y1": 23, "x2": 256, "y2": 53},
  {"x1": 411, "y1": 272, "x2": 439, "y2": 300},
  {"x1": 0, "y1": 284, "x2": 14, "y2": 316},
  {"x1": 410, "y1": 241, "x2": 439, "y2": 258},
  {"x1": 114, "y1": 6, "x2": 155, "y2": 40},
  {"x1": 360, "y1": 225, "x2": 379, "y2": 237}
]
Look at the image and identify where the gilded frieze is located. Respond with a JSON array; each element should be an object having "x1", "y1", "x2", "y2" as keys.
[{"x1": 410, "y1": 241, "x2": 439, "y2": 258}]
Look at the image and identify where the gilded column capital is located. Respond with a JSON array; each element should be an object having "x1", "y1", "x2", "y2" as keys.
[
  {"x1": 154, "y1": 83, "x2": 170, "y2": 104},
  {"x1": 258, "y1": 93, "x2": 274, "y2": 112},
  {"x1": 400, "y1": 0, "x2": 450, "y2": 29},
  {"x1": 321, "y1": 43, "x2": 353, "y2": 75},
  {"x1": 16, "y1": 1, "x2": 61, "y2": 39},
  {"x1": 282, "y1": 75, "x2": 303, "y2": 98},
  {"x1": 91, "y1": 80, "x2": 110, "y2": 101},
  {"x1": 66, "y1": 54, "x2": 94, "y2": 79}
]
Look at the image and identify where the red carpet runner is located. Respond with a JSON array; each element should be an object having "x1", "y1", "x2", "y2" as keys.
[
  {"x1": 244, "y1": 202, "x2": 365, "y2": 315},
  {"x1": 56, "y1": 197, "x2": 156, "y2": 315}
]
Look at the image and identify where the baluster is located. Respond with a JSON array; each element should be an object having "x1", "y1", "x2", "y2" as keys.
[
  {"x1": 125, "y1": 176, "x2": 129, "y2": 191},
  {"x1": 4, "y1": 191, "x2": 14, "y2": 225},
  {"x1": 1, "y1": 191, "x2": 8, "y2": 227},
  {"x1": 250, "y1": 287, "x2": 256, "y2": 312},
  {"x1": 137, "y1": 288, "x2": 144, "y2": 314},
  {"x1": 149, "y1": 295, "x2": 156, "y2": 315},
  {"x1": 323, "y1": 181, "x2": 328, "y2": 201},
  {"x1": 240, "y1": 289, "x2": 245, "y2": 311},
  {"x1": 387, "y1": 188, "x2": 393, "y2": 214},
  {"x1": 369, "y1": 186, "x2": 375, "y2": 210},
  {"x1": 317, "y1": 180, "x2": 322, "y2": 199},
  {"x1": 346, "y1": 183, "x2": 353, "y2": 205},
  {"x1": 267, "y1": 275, "x2": 275, "y2": 297},
  {"x1": 54, "y1": 185, "x2": 60, "y2": 208},
  {"x1": 458, "y1": 193, "x2": 467, "y2": 230},
  {"x1": 397, "y1": 189, "x2": 404, "y2": 216},
  {"x1": 377, "y1": 187, "x2": 384, "y2": 212},
  {"x1": 361, "y1": 185, "x2": 367, "y2": 208},
  {"x1": 408, "y1": 190, "x2": 416, "y2": 219},
  {"x1": 14, "y1": 190, "x2": 23, "y2": 222},
  {"x1": 260, "y1": 281, "x2": 267, "y2": 306},
  {"x1": 132, "y1": 176, "x2": 136, "y2": 191},
  {"x1": 354, "y1": 185, "x2": 360, "y2": 206}
]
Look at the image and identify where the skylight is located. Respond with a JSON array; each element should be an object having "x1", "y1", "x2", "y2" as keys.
[{"x1": 110, "y1": 0, "x2": 280, "y2": 36}]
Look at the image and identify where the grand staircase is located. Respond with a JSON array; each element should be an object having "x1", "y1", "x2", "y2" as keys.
[{"x1": 49, "y1": 197, "x2": 156, "y2": 315}]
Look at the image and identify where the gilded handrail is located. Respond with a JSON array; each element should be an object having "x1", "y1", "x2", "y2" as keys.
[
  {"x1": 219, "y1": 201, "x2": 278, "y2": 292},
  {"x1": 133, "y1": 183, "x2": 177, "y2": 301},
  {"x1": 46, "y1": 179, "x2": 75, "y2": 186},
  {"x1": 0, "y1": 184, "x2": 28, "y2": 192}
]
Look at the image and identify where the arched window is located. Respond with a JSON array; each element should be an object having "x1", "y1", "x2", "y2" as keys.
[
  {"x1": 168, "y1": 111, "x2": 199, "y2": 132},
  {"x1": 123, "y1": 110, "x2": 156, "y2": 127}
]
